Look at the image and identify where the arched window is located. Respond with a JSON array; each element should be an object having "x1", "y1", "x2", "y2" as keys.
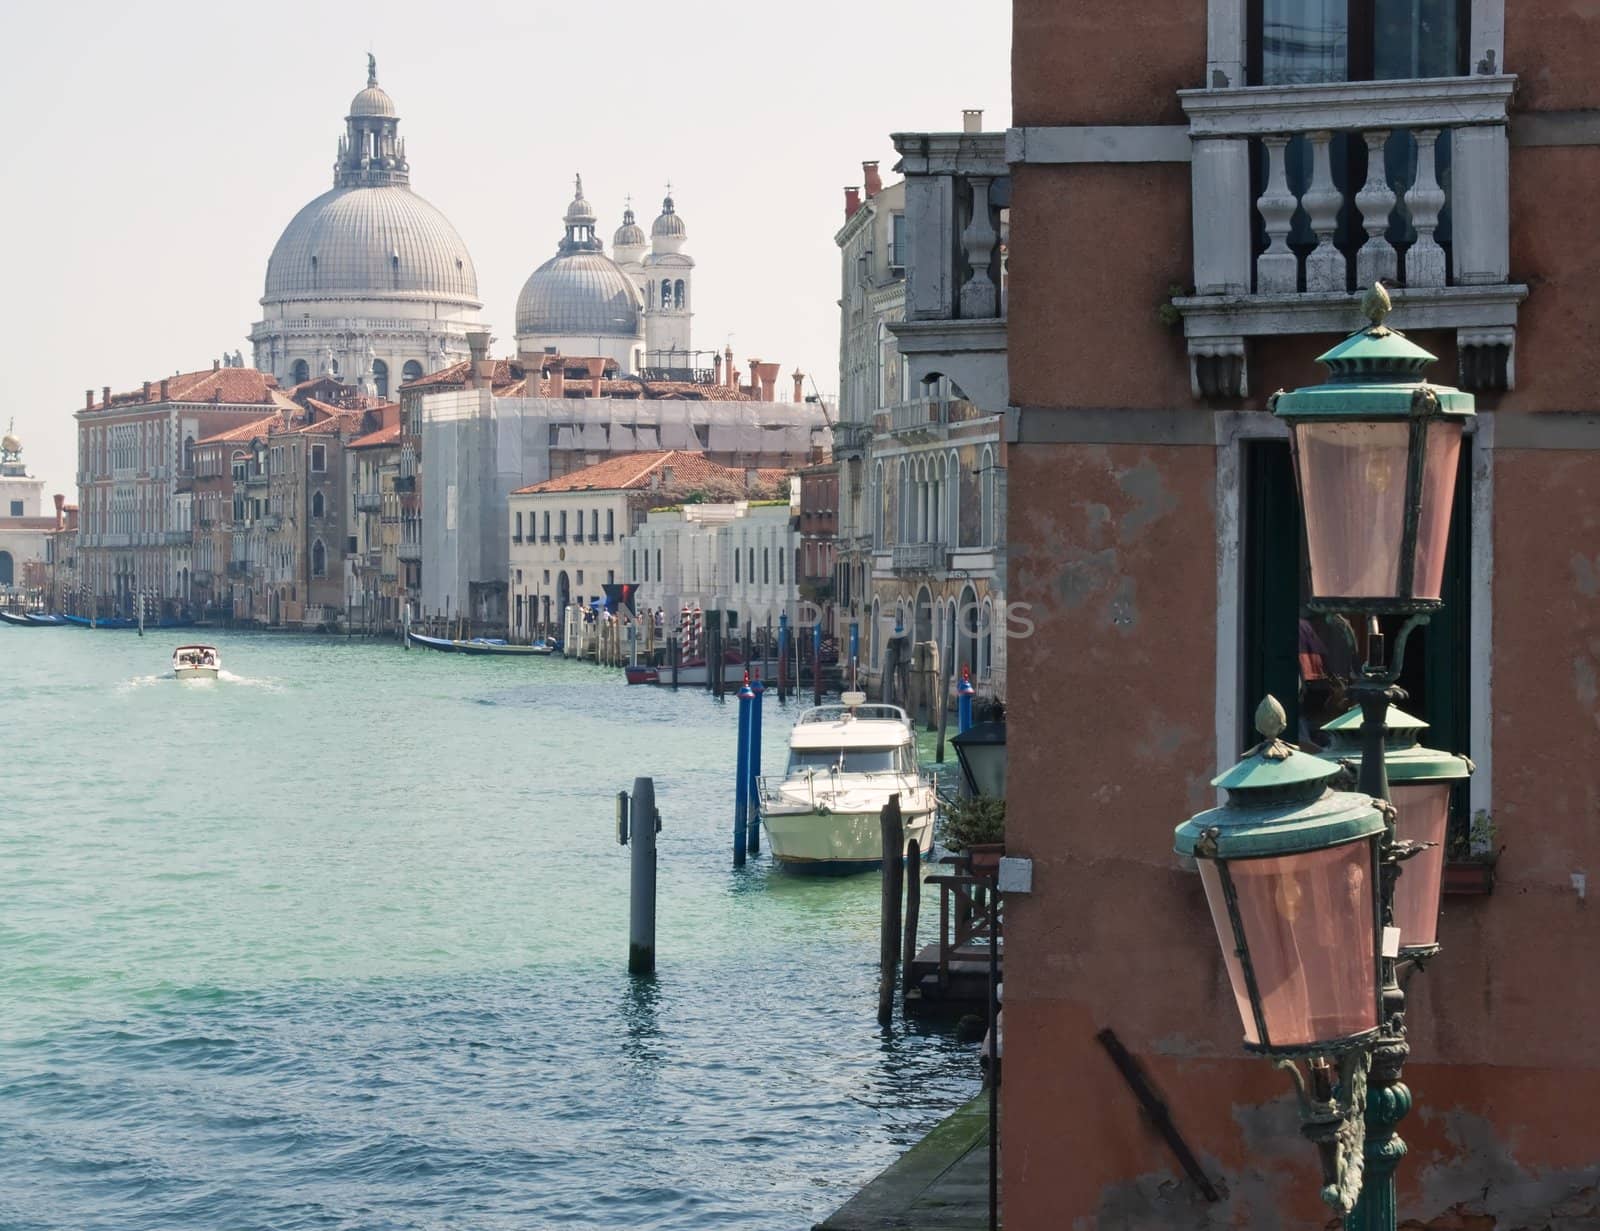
[
  {"x1": 291, "y1": 359, "x2": 310, "y2": 385},
  {"x1": 763, "y1": 548, "x2": 770, "y2": 585},
  {"x1": 660, "y1": 278, "x2": 671, "y2": 307},
  {"x1": 312, "y1": 490, "x2": 325, "y2": 519},
  {"x1": 372, "y1": 358, "x2": 389, "y2": 399},
  {"x1": 312, "y1": 540, "x2": 327, "y2": 578},
  {"x1": 183, "y1": 435, "x2": 195, "y2": 474},
  {"x1": 402, "y1": 359, "x2": 425, "y2": 384},
  {"x1": 735, "y1": 550, "x2": 741, "y2": 583},
  {"x1": 980, "y1": 446, "x2": 995, "y2": 546},
  {"x1": 674, "y1": 280, "x2": 685, "y2": 309}
]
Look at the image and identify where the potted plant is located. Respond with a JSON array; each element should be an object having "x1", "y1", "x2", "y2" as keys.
[
  {"x1": 943, "y1": 794, "x2": 1006, "y2": 875},
  {"x1": 1442, "y1": 809, "x2": 1500, "y2": 895}
]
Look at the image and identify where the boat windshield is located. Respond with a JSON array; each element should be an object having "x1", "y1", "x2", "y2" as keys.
[{"x1": 787, "y1": 746, "x2": 917, "y2": 775}]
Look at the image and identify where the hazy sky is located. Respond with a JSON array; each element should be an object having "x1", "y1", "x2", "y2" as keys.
[{"x1": 0, "y1": 0, "x2": 1011, "y2": 497}]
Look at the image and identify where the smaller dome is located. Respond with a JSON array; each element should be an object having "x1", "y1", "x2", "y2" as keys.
[
  {"x1": 349, "y1": 85, "x2": 396, "y2": 118},
  {"x1": 565, "y1": 175, "x2": 597, "y2": 227},
  {"x1": 651, "y1": 194, "x2": 687, "y2": 240},
  {"x1": 1, "y1": 432, "x2": 20, "y2": 455},
  {"x1": 613, "y1": 203, "x2": 646, "y2": 250}
]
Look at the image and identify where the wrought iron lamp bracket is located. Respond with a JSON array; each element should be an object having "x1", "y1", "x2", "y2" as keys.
[
  {"x1": 1276, "y1": 1049, "x2": 1371, "y2": 1215},
  {"x1": 1325, "y1": 613, "x2": 1430, "y2": 689}
]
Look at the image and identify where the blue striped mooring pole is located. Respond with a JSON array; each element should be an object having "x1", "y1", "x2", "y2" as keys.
[
  {"x1": 848, "y1": 621, "x2": 860, "y2": 691},
  {"x1": 777, "y1": 612, "x2": 790, "y2": 700},
  {"x1": 958, "y1": 667, "x2": 975, "y2": 734},
  {"x1": 812, "y1": 620, "x2": 824, "y2": 704},
  {"x1": 748, "y1": 676, "x2": 764, "y2": 854},
  {"x1": 734, "y1": 677, "x2": 754, "y2": 866}
]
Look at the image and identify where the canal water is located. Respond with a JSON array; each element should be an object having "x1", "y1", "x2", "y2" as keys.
[{"x1": 0, "y1": 629, "x2": 978, "y2": 1231}]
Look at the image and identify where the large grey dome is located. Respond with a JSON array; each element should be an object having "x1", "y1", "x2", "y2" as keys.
[
  {"x1": 515, "y1": 251, "x2": 642, "y2": 337},
  {"x1": 263, "y1": 186, "x2": 481, "y2": 306}
]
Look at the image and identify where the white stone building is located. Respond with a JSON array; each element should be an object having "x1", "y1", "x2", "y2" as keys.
[
  {"x1": 249, "y1": 58, "x2": 484, "y2": 395},
  {"x1": 621, "y1": 496, "x2": 799, "y2": 636},
  {"x1": 0, "y1": 425, "x2": 51, "y2": 591}
]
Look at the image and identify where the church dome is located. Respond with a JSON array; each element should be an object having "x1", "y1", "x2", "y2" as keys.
[
  {"x1": 613, "y1": 204, "x2": 646, "y2": 250},
  {"x1": 263, "y1": 186, "x2": 480, "y2": 305},
  {"x1": 515, "y1": 251, "x2": 642, "y2": 337},
  {"x1": 349, "y1": 84, "x2": 397, "y2": 118},
  {"x1": 651, "y1": 194, "x2": 687, "y2": 240}
]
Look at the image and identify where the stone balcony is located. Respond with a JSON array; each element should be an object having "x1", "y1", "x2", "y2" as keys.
[
  {"x1": 397, "y1": 541, "x2": 421, "y2": 563},
  {"x1": 887, "y1": 130, "x2": 1009, "y2": 413},
  {"x1": 1172, "y1": 74, "x2": 1525, "y2": 396},
  {"x1": 354, "y1": 491, "x2": 384, "y2": 513},
  {"x1": 892, "y1": 541, "x2": 948, "y2": 574}
]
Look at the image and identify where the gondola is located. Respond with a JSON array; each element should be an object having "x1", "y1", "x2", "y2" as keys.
[{"x1": 407, "y1": 630, "x2": 554, "y2": 656}]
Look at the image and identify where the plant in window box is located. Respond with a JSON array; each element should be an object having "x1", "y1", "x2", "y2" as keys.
[
  {"x1": 942, "y1": 794, "x2": 1005, "y2": 875},
  {"x1": 1442, "y1": 809, "x2": 1499, "y2": 895}
]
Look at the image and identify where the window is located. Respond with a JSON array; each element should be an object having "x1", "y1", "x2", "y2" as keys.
[
  {"x1": 312, "y1": 491, "x2": 325, "y2": 519},
  {"x1": 559, "y1": 511, "x2": 567, "y2": 541},
  {"x1": 607, "y1": 570, "x2": 614, "y2": 584},
  {"x1": 763, "y1": 548, "x2": 770, "y2": 585},
  {"x1": 607, "y1": 509, "x2": 615, "y2": 541},
  {"x1": 591, "y1": 508, "x2": 599, "y2": 541},
  {"x1": 779, "y1": 548, "x2": 785, "y2": 583},
  {"x1": 644, "y1": 551, "x2": 650, "y2": 581},
  {"x1": 543, "y1": 511, "x2": 551, "y2": 540},
  {"x1": 656, "y1": 549, "x2": 662, "y2": 580},
  {"x1": 311, "y1": 444, "x2": 326, "y2": 473},
  {"x1": 372, "y1": 358, "x2": 389, "y2": 399},
  {"x1": 735, "y1": 551, "x2": 741, "y2": 582},
  {"x1": 543, "y1": 569, "x2": 550, "y2": 583},
  {"x1": 515, "y1": 512, "x2": 523, "y2": 541},
  {"x1": 889, "y1": 212, "x2": 907, "y2": 270},
  {"x1": 183, "y1": 436, "x2": 195, "y2": 473},
  {"x1": 576, "y1": 570, "x2": 584, "y2": 585},
  {"x1": 576, "y1": 509, "x2": 584, "y2": 539},
  {"x1": 291, "y1": 359, "x2": 310, "y2": 385},
  {"x1": 402, "y1": 360, "x2": 424, "y2": 384},
  {"x1": 8, "y1": 500, "x2": 21, "y2": 517},
  {"x1": 1249, "y1": 0, "x2": 1468, "y2": 85},
  {"x1": 312, "y1": 539, "x2": 327, "y2": 577},
  {"x1": 674, "y1": 280, "x2": 685, "y2": 309},
  {"x1": 1240, "y1": 438, "x2": 1473, "y2": 834},
  {"x1": 748, "y1": 548, "x2": 755, "y2": 584},
  {"x1": 660, "y1": 278, "x2": 671, "y2": 306}
]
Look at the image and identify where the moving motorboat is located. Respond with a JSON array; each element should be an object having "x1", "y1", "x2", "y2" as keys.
[
  {"x1": 172, "y1": 644, "x2": 220, "y2": 680},
  {"x1": 759, "y1": 693, "x2": 937, "y2": 872}
]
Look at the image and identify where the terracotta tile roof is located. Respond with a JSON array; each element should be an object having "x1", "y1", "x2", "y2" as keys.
[
  {"x1": 513, "y1": 451, "x2": 789, "y2": 496},
  {"x1": 89, "y1": 367, "x2": 282, "y2": 412},
  {"x1": 403, "y1": 357, "x2": 752, "y2": 402},
  {"x1": 349, "y1": 423, "x2": 402, "y2": 449},
  {"x1": 195, "y1": 413, "x2": 285, "y2": 446}
]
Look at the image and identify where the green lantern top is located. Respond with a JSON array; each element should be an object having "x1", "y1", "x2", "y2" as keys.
[
  {"x1": 1270, "y1": 284, "x2": 1476, "y2": 421},
  {"x1": 1319, "y1": 703, "x2": 1474, "y2": 783},
  {"x1": 1175, "y1": 698, "x2": 1384, "y2": 860}
]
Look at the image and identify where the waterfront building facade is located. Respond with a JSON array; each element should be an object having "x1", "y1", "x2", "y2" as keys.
[
  {"x1": 347, "y1": 412, "x2": 405, "y2": 631},
  {"x1": 506, "y1": 450, "x2": 786, "y2": 637},
  {"x1": 43, "y1": 498, "x2": 79, "y2": 612},
  {"x1": 795, "y1": 458, "x2": 839, "y2": 638},
  {"x1": 249, "y1": 58, "x2": 484, "y2": 392},
  {"x1": 0, "y1": 426, "x2": 51, "y2": 594},
  {"x1": 621, "y1": 494, "x2": 799, "y2": 636},
  {"x1": 1001, "y1": 2, "x2": 1592, "y2": 1225},
  {"x1": 74, "y1": 365, "x2": 293, "y2": 617},
  {"x1": 191, "y1": 415, "x2": 278, "y2": 616}
]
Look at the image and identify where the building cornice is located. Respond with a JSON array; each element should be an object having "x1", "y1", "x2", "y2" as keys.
[{"x1": 1178, "y1": 74, "x2": 1516, "y2": 137}]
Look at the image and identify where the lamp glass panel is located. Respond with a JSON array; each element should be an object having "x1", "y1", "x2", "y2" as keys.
[
  {"x1": 1392, "y1": 781, "x2": 1452, "y2": 949},
  {"x1": 1199, "y1": 859, "x2": 1263, "y2": 1045},
  {"x1": 1292, "y1": 420, "x2": 1410, "y2": 599},
  {"x1": 1409, "y1": 420, "x2": 1463, "y2": 601},
  {"x1": 1230, "y1": 841, "x2": 1379, "y2": 1047}
]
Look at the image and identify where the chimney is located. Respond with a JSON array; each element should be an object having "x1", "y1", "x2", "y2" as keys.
[
  {"x1": 792, "y1": 369, "x2": 804, "y2": 402},
  {"x1": 160, "y1": 378, "x2": 170, "y2": 401},
  {"x1": 724, "y1": 344, "x2": 736, "y2": 388},
  {"x1": 713, "y1": 353, "x2": 723, "y2": 385},
  {"x1": 142, "y1": 380, "x2": 153, "y2": 402},
  {"x1": 757, "y1": 362, "x2": 780, "y2": 403},
  {"x1": 548, "y1": 361, "x2": 565, "y2": 399},
  {"x1": 748, "y1": 358, "x2": 760, "y2": 397},
  {"x1": 103, "y1": 385, "x2": 111, "y2": 406},
  {"x1": 589, "y1": 360, "x2": 603, "y2": 399},
  {"x1": 53, "y1": 493, "x2": 65, "y2": 530},
  {"x1": 963, "y1": 108, "x2": 984, "y2": 134},
  {"x1": 213, "y1": 358, "x2": 221, "y2": 372},
  {"x1": 863, "y1": 161, "x2": 882, "y2": 198},
  {"x1": 843, "y1": 186, "x2": 861, "y2": 220},
  {"x1": 466, "y1": 330, "x2": 494, "y2": 388},
  {"x1": 85, "y1": 390, "x2": 93, "y2": 410}
]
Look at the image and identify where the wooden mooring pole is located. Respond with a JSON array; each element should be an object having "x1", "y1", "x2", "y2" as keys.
[
  {"x1": 877, "y1": 794, "x2": 905, "y2": 1025},
  {"x1": 902, "y1": 836, "x2": 922, "y2": 1006},
  {"x1": 622, "y1": 777, "x2": 658, "y2": 975}
]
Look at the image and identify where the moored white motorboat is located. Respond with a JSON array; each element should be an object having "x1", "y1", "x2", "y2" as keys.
[
  {"x1": 758, "y1": 693, "x2": 936, "y2": 872},
  {"x1": 172, "y1": 644, "x2": 220, "y2": 679}
]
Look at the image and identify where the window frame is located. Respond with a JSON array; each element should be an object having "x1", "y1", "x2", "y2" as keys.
[{"x1": 1245, "y1": 0, "x2": 1472, "y2": 86}]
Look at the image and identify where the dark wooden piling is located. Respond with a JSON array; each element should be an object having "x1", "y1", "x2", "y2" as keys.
[
  {"x1": 902, "y1": 837, "x2": 922, "y2": 1006},
  {"x1": 877, "y1": 794, "x2": 905, "y2": 1025}
]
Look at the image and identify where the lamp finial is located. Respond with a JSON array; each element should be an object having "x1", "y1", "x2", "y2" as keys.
[{"x1": 1255, "y1": 695, "x2": 1288, "y2": 740}]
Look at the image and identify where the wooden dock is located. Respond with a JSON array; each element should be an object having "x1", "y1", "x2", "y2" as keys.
[
  {"x1": 815, "y1": 1091, "x2": 996, "y2": 1230},
  {"x1": 904, "y1": 865, "x2": 1002, "y2": 1015}
]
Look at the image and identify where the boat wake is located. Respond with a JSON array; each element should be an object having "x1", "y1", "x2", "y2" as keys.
[{"x1": 119, "y1": 669, "x2": 281, "y2": 691}]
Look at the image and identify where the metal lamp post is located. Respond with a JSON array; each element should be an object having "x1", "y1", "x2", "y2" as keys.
[{"x1": 1182, "y1": 286, "x2": 1475, "y2": 1227}]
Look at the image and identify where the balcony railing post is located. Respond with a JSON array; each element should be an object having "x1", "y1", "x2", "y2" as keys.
[
  {"x1": 1191, "y1": 138, "x2": 1253, "y2": 295},
  {"x1": 958, "y1": 176, "x2": 999, "y2": 318},
  {"x1": 1355, "y1": 129, "x2": 1400, "y2": 287},
  {"x1": 1302, "y1": 130, "x2": 1346, "y2": 292},
  {"x1": 1256, "y1": 134, "x2": 1298, "y2": 293},
  {"x1": 1405, "y1": 129, "x2": 1448, "y2": 288}
]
